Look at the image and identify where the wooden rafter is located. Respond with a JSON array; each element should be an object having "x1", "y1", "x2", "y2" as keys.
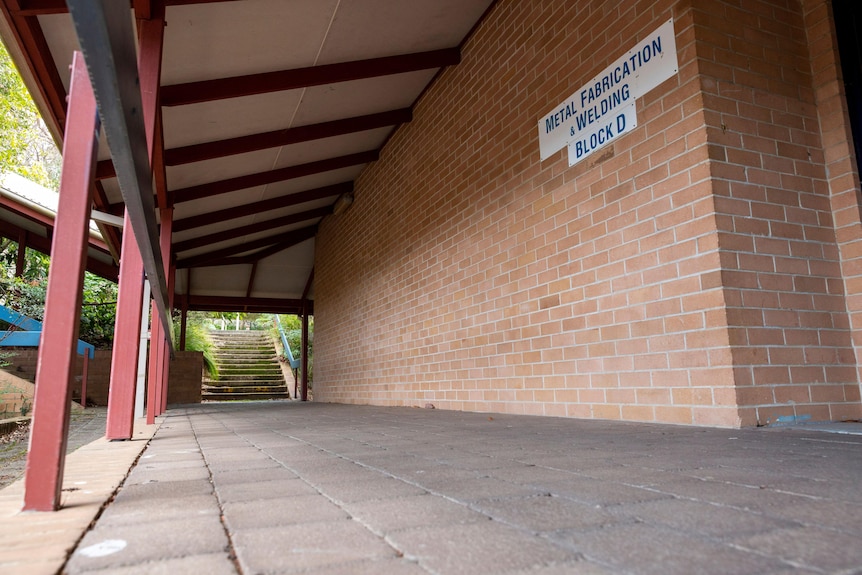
[
  {"x1": 301, "y1": 267, "x2": 314, "y2": 300},
  {"x1": 164, "y1": 181, "x2": 349, "y2": 232},
  {"x1": 245, "y1": 260, "x2": 257, "y2": 298},
  {"x1": 184, "y1": 295, "x2": 309, "y2": 314},
  {"x1": 9, "y1": 0, "x2": 241, "y2": 16},
  {"x1": 173, "y1": 205, "x2": 330, "y2": 253},
  {"x1": 165, "y1": 108, "x2": 411, "y2": 166},
  {"x1": 161, "y1": 48, "x2": 460, "y2": 106},
  {"x1": 176, "y1": 224, "x2": 316, "y2": 268},
  {"x1": 172, "y1": 151, "x2": 375, "y2": 204},
  {"x1": 95, "y1": 108, "x2": 410, "y2": 176},
  {"x1": 0, "y1": 218, "x2": 118, "y2": 280}
]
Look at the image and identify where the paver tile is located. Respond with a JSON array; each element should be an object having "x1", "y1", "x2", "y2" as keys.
[
  {"x1": 472, "y1": 494, "x2": 620, "y2": 532},
  {"x1": 387, "y1": 521, "x2": 576, "y2": 575},
  {"x1": 65, "y1": 515, "x2": 229, "y2": 573},
  {"x1": 210, "y1": 465, "x2": 299, "y2": 485},
  {"x1": 222, "y1": 494, "x2": 350, "y2": 530},
  {"x1": 215, "y1": 477, "x2": 319, "y2": 503},
  {"x1": 549, "y1": 523, "x2": 788, "y2": 575},
  {"x1": 67, "y1": 553, "x2": 238, "y2": 575},
  {"x1": 610, "y1": 497, "x2": 792, "y2": 539},
  {"x1": 731, "y1": 526, "x2": 862, "y2": 572},
  {"x1": 231, "y1": 519, "x2": 397, "y2": 573},
  {"x1": 345, "y1": 493, "x2": 488, "y2": 532}
]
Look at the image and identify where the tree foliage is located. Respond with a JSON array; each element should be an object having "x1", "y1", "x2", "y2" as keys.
[
  {"x1": 0, "y1": 39, "x2": 61, "y2": 188},
  {"x1": 276, "y1": 314, "x2": 313, "y2": 383},
  {"x1": 178, "y1": 311, "x2": 218, "y2": 379},
  {"x1": 0, "y1": 241, "x2": 118, "y2": 349}
]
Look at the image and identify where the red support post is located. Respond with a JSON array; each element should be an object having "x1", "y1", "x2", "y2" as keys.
[
  {"x1": 146, "y1": 307, "x2": 163, "y2": 423},
  {"x1": 159, "y1": 209, "x2": 173, "y2": 413},
  {"x1": 106, "y1": 212, "x2": 145, "y2": 439},
  {"x1": 15, "y1": 229, "x2": 27, "y2": 277},
  {"x1": 301, "y1": 302, "x2": 309, "y2": 402},
  {"x1": 80, "y1": 352, "x2": 89, "y2": 409},
  {"x1": 132, "y1": 7, "x2": 165, "y2": 425},
  {"x1": 179, "y1": 295, "x2": 188, "y2": 351},
  {"x1": 23, "y1": 52, "x2": 98, "y2": 511}
]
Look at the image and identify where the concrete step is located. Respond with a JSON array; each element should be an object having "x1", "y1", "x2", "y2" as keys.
[
  {"x1": 217, "y1": 369, "x2": 284, "y2": 377},
  {"x1": 202, "y1": 391, "x2": 291, "y2": 401},
  {"x1": 205, "y1": 329, "x2": 288, "y2": 401},
  {"x1": 203, "y1": 384, "x2": 288, "y2": 393},
  {"x1": 204, "y1": 377, "x2": 286, "y2": 386}
]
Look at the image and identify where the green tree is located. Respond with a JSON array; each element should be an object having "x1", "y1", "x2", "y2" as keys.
[
  {"x1": 1, "y1": 39, "x2": 61, "y2": 188},
  {"x1": 177, "y1": 311, "x2": 218, "y2": 379},
  {"x1": 0, "y1": 240, "x2": 118, "y2": 349},
  {"x1": 276, "y1": 314, "x2": 313, "y2": 383}
]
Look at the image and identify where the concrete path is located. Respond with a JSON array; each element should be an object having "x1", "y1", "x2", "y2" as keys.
[{"x1": 12, "y1": 402, "x2": 862, "y2": 574}]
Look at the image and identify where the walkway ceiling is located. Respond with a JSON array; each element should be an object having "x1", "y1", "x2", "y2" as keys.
[{"x1": 0, "y1": 0, "x2": 495, "y2": 315}]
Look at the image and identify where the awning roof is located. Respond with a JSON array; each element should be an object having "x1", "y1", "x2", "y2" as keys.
[
  {"x1": 0, "y1": 172, "x2": 118, "y2": 280},
  {"x1": 0, "y1": 0, "x2": 495, "y2": 314}
]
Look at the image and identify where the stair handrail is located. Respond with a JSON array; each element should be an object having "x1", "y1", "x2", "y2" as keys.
[{"x1": 274, "y1": 314, "x2": 300, "y2": 370}]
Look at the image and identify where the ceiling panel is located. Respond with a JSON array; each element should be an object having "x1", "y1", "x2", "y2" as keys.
[
  {"x1": 251, "y1": 240, "x2": 316, "y2": 298},
  {"x1": 165, "y1": 148, "x2": 281, "y2": 190},
  {"x1": 270, "y1": 128, "x2": 391, "y2": 169},
  {"x1": 161, "y1": 0, "x2": 339, "y2": 84},
  {"x1": 172, "y1": 195, "x2": 336, "y2": 242},
  {"x1": 292, "y1": 70, "x2": 438, "y2": 126},
  {"x1": 259, "y1": 166, "x2": 364, "y2": 201},
  {"x1": 161, "y1": 90, "x2": 305, "y2": 148},
  {"x1": 317, "y1": 0, "x2": 493, "y2": 64},
  {"x1": 187, "y1": 264, "x2": 252, "y2": 297},
  {"x1": 177, "y1": 220, "x2": 316, "y2": 259}
]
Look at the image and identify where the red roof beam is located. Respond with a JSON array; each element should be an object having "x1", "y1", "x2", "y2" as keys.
[
  {"x1": 94, "y1": 109, "x2": 408, "y2": 177},
  {"x1": 172, "y1": 150, "x2": 376, "y2": 203},
  {"x1": 172, "y1": 181, "x2": 350, "y2": 233},
  {"x1": 166, "y1": 108, "x2": 411, "y2": 166},
  {"x1": 173, "y1": 204, "x2": 331, "y2": 253},
  {"x1": 184, "y1": 295, "x2": 307, "y2": 314},
  {"x1": 10, "y1": 0, "x2": 242, "y2": 16},
  {"x1": 160, "y1": 48, "x2": 461, "y2": 106},
  {"x1": 175, "y1": 224, "x2": 316, "y2": 268}
]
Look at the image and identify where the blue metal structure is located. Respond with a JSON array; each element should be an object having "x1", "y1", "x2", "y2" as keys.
[
  {"x1": 0, "y1": 305, "x2": 95, "y2": 359},
  {"x1": 274, "y1": 314, "x2": 300, "y2": 370}
]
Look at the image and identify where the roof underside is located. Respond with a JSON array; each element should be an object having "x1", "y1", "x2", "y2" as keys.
[{"x1": 0, "y1": 0, "x2": 495, "y2": 314}]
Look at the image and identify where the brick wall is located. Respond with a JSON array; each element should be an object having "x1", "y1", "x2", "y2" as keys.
[
  {"x1": 314, "y1": 0, "x2": 862, "y2": 426},
  {"x1": 1, "y1": 347, "x2": 202, "y2": 406},
  {"x1": 167, "y1": 351, "x2": 203, "y2": 405}
]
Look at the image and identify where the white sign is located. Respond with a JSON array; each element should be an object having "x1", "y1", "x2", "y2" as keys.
[
  {"x1": 568, "y1": 101, "x2": 637, "y2": 165},
  {"x1": 537, "y1": 18, "x2": 679, "y2": 164}
]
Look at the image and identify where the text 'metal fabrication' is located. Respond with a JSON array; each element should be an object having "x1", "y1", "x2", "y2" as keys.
[{"x1": 537, "y1": 19, "x2": 679, "y2": 166}]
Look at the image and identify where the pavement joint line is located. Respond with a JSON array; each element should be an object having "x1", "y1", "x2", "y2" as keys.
[
  {"x1": 231, "y1": 427, "x2": 422, "y2": 571},
  {"x1": 0, "y1": 415, "x2": 163, "y2": 575},
  {"x1": 188, "y1": 411, "x2": 246, "y2": 575},
  {"x1": 266, "y1": 432, "x2": 587, "y2": 568}
]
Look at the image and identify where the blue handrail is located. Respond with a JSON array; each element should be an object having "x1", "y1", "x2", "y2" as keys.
[
  {"x1": 0, "y1": 304, "x2": 95, "y2": 358},
  {"x1": 274, "y1": 314, "x2": 300, "y2": 370}
]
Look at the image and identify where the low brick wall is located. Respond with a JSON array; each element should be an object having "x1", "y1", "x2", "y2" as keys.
[
  {"x1": 167, "y1": 351, "x2": 203, "y2": 405},
  {"x1": 0, "y1": 369, "x2": 35, "y2": 419},
  {"x1": 1, "y1": 347, "x2": 202, "y2": 406}
]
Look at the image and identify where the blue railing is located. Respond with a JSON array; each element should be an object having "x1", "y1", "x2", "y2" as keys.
[
  {"x1": 0, "y1": 305, "x2": 94, "y2": 358},
  {"x1": 274, "y1": 314, "x2": 299, "y2": 370}
]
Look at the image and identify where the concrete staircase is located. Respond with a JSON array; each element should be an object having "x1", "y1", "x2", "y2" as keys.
[{"x1": 202, "y1": 330, "x2": 289, "y2": 401}]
